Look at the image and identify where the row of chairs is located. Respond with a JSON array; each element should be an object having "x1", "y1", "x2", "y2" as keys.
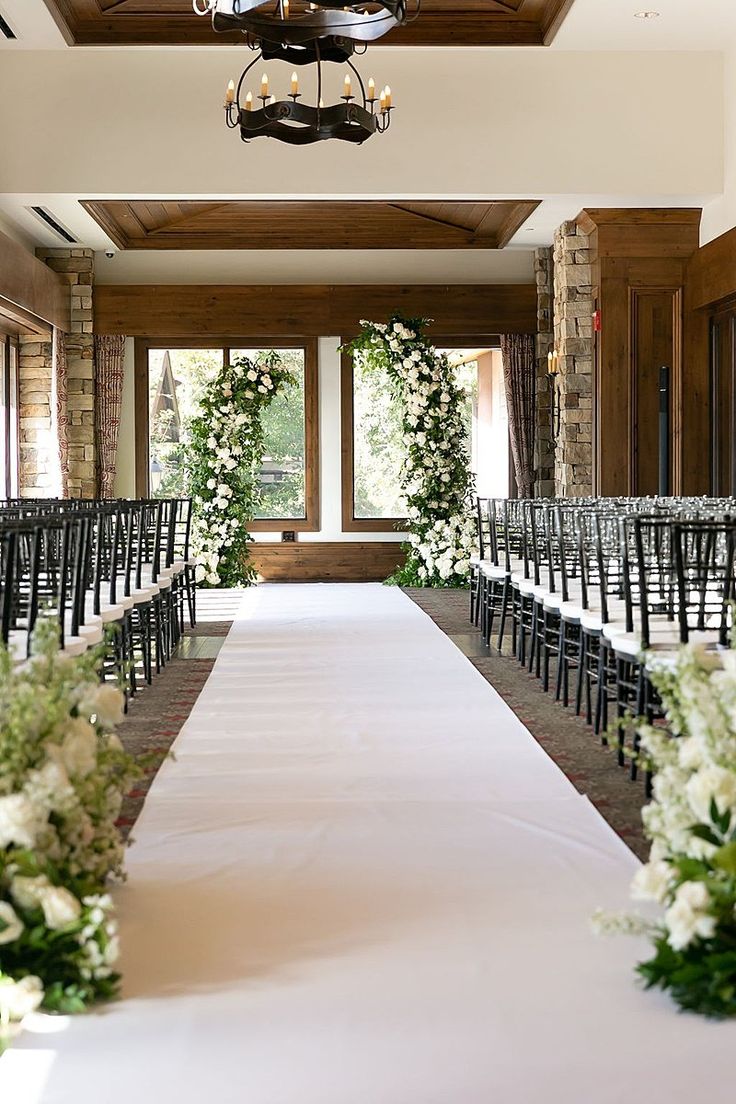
[
  {"x1": 0, "y1": 497, "x2": 198, "y2": 696},
  {"x1": 470, "y1": 496, "x2": 736, "y2": 783}
]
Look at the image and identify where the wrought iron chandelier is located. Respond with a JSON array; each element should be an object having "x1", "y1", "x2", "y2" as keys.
[
  {"x1": 223, "y1": 44, "x2": 393, "y2": 145},
  {"x1": 193, "y1": 2, "x2": 416, "y2": 59}
]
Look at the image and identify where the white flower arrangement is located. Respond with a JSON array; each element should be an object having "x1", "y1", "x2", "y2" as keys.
[
  {"x1": 188, "y1": 352, "x2": 295, "y2": 588},
  {"x1": 595, "y1": 644, "x2": 736, "y2": 1019},
  {"x1": 347, "y1": 317, "x2": 475, "y2": 588},
  {"x1": 0, "y1": 619, "x2": 143, "y2": 1050}
]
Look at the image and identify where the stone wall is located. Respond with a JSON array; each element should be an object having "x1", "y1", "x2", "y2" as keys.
[
  {"x1": 19, "y1": 248, "x2": 97, "y2": 499},
  {"x1": 552, "y1": 221, "x2": 593, "y2": 497},
  {"x1": 534, "y1": 247, "x2": 555, "y2": 497}
]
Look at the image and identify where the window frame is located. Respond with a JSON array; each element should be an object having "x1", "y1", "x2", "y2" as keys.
[
  {"x1": 0, "y1": 333, "x2": 19, "y2": 500},
  {"x1": 340, "y1": 333, "x2": 502, "y2": 532},
  {"x1": 135, "y1": 335, "x2": 320, "y2": 532}
]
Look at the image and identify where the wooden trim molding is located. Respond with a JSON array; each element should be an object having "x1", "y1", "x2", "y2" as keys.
[
  {"x1": 0, "y1": 230, "x2": 69, "y2": 334},
  {"x1": 250, "y1": 541, "x2": 406, "y2": 583},
  {"x1": 134, "y1": 336, "x2": 320, "y2": 531},
  {"x1": 95, "y1": 284, "x2": 537, "y2": 338}
]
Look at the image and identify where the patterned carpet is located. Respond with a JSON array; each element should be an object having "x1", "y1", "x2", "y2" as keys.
[
  {"x1": 404, "y1": 587, "x2": 649, "y2": 860},
  {"x1": 116, "y1": 586, "x2": 648, "y2": 861}
]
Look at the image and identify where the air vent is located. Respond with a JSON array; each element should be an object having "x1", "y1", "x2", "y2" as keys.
[
  {"x1": 0, "y1": 12, "x2": 16, "y2": 39},
  {"x1": 27, "y1": 206, "x2": 78, "y2": 244}
]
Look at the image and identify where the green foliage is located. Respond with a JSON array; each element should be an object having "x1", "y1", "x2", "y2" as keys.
[{"x1": 638, "y1": 934, "x2": 736, "y2": 1020}]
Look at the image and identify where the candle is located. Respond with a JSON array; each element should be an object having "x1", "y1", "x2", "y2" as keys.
[
  {"x1": 344, "y1": 74, "x2": 352, "y2": 98},
  {"x1": 318, "y1": 97, "x2": 324, "y2": 109},
  {"x1": 368, "y1": 77, "x2": 376, "y2": 100},
  {"x1": 384, "y1": 85, "x2": 392, "y2": 108},
  {"x1": 379, "y1": 88, "x2": 387, "y2": 112},
  {"x1": 261, "y1": 73, "x2": 269, "y2": 98},
  {"x1": 291, "y1": 71, "x2": 299, "y2": 96},
  {"x1": 245, "y1": 91, "x2": 253, "y2": 111},
  {"x1": 225, "y1": 79, "x2": 235, "y2": 105},
  {"x1": 282, "y1": 0, "x2": 289, "y2": 16}
]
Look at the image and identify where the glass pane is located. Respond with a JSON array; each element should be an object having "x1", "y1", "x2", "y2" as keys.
[
  {"x1": 230, "y1": 348, "x2": 307, "y2": 521},
  {"x1": 352, "y1": 351, "x2": 406, "y2": 520},
  {"x1": 148, "y1": 348, "x2": 223, "y2": 497}
]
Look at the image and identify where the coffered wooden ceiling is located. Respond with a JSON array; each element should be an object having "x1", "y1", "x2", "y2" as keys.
[
  {"x1": 44, "y1": 1, "x2": 576, "y2": 46},
  {"x1": 81, "y1": 200, "x2": 541, "y2": 250}
]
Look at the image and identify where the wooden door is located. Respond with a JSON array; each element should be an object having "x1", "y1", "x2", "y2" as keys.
[{"x1": 709, "y1": 306, "x2": 736, "y2": 495}]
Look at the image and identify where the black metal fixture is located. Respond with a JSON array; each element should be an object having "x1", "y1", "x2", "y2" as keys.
[
  {"x1": 223, "y1": 43, "x2": 394, "y2": 145},
  {"x1": 547, "y1": 349, "x2": 562, "y2": 441},
  {"x1": 193, "y1": 2, "x2": 416, "y2": 61}
]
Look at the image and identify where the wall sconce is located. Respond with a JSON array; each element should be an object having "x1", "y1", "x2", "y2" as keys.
[{"x1": 547, "y1": 349, "x2": 561, "y2": 441}]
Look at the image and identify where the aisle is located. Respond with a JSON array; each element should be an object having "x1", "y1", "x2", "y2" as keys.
[{"x1": 3, "y1": 584, "x2": 735, "y2": 1104}]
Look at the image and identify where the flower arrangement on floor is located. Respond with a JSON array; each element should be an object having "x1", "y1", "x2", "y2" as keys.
[
  {"x1": 594, "y1": 644, "x2": 736, "y2": 1019},
  {"x1": 0, "y1": 619, "x2": 141, "y2": 1050},
  {"x1": 189, "y1": 352, "x2": 296, "y2": 588},
  {"x1": 347, "y1": 317, "x2": 475, "y2": 587}
]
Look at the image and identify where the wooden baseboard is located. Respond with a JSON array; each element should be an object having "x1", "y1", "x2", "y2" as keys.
[{"x1": 249, "y1": 541, "x2": 406, "y2": 583}]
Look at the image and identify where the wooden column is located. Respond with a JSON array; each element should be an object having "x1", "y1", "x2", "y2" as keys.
[{"x1": 577, "y1": 209, "x2": 701, "y2": 496}]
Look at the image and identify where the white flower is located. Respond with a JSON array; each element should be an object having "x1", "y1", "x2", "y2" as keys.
[
  {"x1": 39, "y1": 885, "x2": 82, "y2": 931},
  {"x1": 11, "y1": 874, "x2": 51, "y2": 912},
  {"x1": 59, "y1": 717, "x2": 98, "y2": 778},
  {"x1": 207, "y1": 436, "x2": 217, "y2": 449},
  {"x1": 81, "y1": 683, "x2": 124, "y2": 729},
  {"x1": 0, "y1": 975, "x2": 44, "y2": 1022},
  {"x1": 206, "y1": 478, "x2": 217, "y2": 490},
  {"x1": 686, "y1": 765, "x2": 736, "y2": 825},
  {"x1": 0, "y1": 901, "x2": 24, "y2": 945},
  {"x1": 0, "y1": 793, "x2": 46, "y2": 850},
  {"x1": 665, "y1": 881, "x2": 716, "y2": 951},
  {"x1": 630, "y1": 861, "x2": 673, "y2": 904},
  {"x1": 217, "y1": 483, "x2": 233, "y2": 498},
  {"x1": 247, "y1": 369, "x2": 258, "y2": 382},
  {"x1": 257, "y1": 385, "x2": 267, "y2": 394}
]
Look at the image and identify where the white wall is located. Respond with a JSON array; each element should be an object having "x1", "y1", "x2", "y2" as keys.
[
  {"x1": 0, "y1": 50, "x2": 723, "y2": 197},
  {"x1": 701, "y1": 48, "x2": 736, "y2": 244}
]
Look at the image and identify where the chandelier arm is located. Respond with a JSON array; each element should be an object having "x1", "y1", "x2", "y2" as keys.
[
  {"x1": 346, "y1": 57, "x2": 367, "y2": 109},
  {"x1": 316, "y1": 39, "x2": 322, "y2": 125},
  {"x1": 235, "y1": 49, "x2": 263, "y2": 106}
]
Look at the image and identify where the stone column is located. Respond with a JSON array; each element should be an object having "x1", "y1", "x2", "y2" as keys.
[
  {"x1": 19, "y1": 248, "x2": 97, "y2": 499},
  {"x1": 534, "y1": 247, "x2": 555, "y2": 497},
  {"x1": 552, "y1": 221, "x2": 593, "y2": 497}
]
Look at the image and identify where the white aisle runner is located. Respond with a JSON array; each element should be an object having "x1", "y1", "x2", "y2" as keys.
[{"x1": 3, "y1": 584, "x2": 735, "y2": 1103}]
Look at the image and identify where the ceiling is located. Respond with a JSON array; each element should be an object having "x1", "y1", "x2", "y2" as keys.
[
  {"x1": 81, "y1": 199, "x2": 541, "y2": 250},
  {"x1": 40, "y1": 0, "x2": 575, "y2": 47}
]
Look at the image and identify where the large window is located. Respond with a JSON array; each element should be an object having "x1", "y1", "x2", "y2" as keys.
[
  {"x1": 137, "y1": 338, "x2": 319, "y2": 530},
  {"x1": 341, "y1": 339, "x2": 508, "y2": 531},
  {"x1": 0, "y1": 335, "x2": 19, "y2": 500}
]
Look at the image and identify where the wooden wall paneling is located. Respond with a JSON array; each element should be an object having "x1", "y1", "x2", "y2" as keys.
[
  {"x1": 629, "y1": 287, "x2": 681, "y2": 496},
  {"x1": 249, "y1": 542, "x2": 406, "y2": 583},
  {"x1": 94, "y1": 285, "x2": 537, "y2": 338},
  {"x1": 0, "y1": 230, "x2": 69, "y2": 334},
  {"x1": 688, "y1": 226, "x2": 736, "y2": 311}
]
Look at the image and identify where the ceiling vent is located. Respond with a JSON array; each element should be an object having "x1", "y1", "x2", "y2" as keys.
[
  {"x1": 0, "y1": 11, "x2": 16, "y2": 39},
  {"x1": 27, "y1": 206, "x2": 78, "y2": 244}
]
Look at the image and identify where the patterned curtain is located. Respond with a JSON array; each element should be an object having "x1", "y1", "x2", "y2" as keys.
[
  {"x1": 52, "y1": 327, "x2": 70, "y2": 498},
  {"x1": 94, "y1": 334, "x2": 126, "y2": 499},
  {"x1": 500, "y1": 333, "x2": 536, "y2": 498}
]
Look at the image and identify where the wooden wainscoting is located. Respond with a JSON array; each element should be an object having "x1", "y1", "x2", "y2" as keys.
[{"x1": 250, "y1": 542, "x2": 406, "y2": 583}]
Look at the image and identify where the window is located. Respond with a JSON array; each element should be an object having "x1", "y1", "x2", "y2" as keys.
[
  {"x1": 137, "y1": 338, "x2": 319, "y2": 531},
  {"x1": 0, "y1": 335, "x2": 19, "y2": 499},
  {"x1": 341, "y1": 338, "x2": 508, "y2": 531}
]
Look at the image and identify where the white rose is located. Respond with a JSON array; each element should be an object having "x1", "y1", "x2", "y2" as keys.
[
  {"x1": 664, "y1": 881, "x2": 716, "y2": 951},
  {"x1": 0, "y1": 793, "x2": 46, "y2": 850},
  {"x1": 206, "y1": 478, "x2": 217, "y2": 490},
  {"x1": 247, "y1": 369, "x2": 258, "y2": 382},
  {"x1": 630, "y1": 860, "x2": 673, "y2": 904},
  {"x1": 686, "y1": 765, "x2": 736, "y2": 824},
  {"x1": 82, "y1": 683, "x2": 125, "y2": 729},
  {"x1": 217, "y1": 483, "x2": 232, "y2": 498},
  {"x1": 60, "y1": 717, "x2": 98, "y2": 778},
  {"x1": 207, "y1": 572, "x2": 220, "y2": 585},
  {"x1": 0, "y1": 975, "x2": 44, "y2": 1021},
  {"x1": 11, "y1": 875, "x2": 51, "y2": 912},
  {"x1": 0, "y1": 901, "x2": 24, "y2": 945},
  {"x1": 207, "y1": 436, "x2": 217, "y2": 449},
  {"x1": 39, "y1": 886, "x2": 82, "y2": 931},
  {"x1": 257, "y1": 385, "x2": 267, "y2": 394}
]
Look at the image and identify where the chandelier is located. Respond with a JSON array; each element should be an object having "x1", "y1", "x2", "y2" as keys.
[
  {"x1": 193, "y1": 2, "x2": 415, "y2": 56},
  {"x1": 223, "y1": 46, "x2": 394, "y2": 145}
]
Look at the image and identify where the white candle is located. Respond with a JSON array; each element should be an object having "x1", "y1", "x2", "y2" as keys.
[
  {"x1": 225, "y1": 79, "x2": 235, "y2": 105},
  {"x1": 261, "y1": 73, "x2": 269, "y2": 98}
]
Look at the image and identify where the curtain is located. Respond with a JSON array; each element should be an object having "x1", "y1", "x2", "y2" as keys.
[
  {"x1": 500, "y1": 333, "x2": 536, "y2": 499},
  {"x1": 52, "y1": 327, "x2": 69, "y2": 498},
  {"x1": 94, "y1": 334, "x2": 126, "y2": 499}
]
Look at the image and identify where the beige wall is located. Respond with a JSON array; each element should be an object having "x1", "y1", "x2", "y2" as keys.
[
  {"x1": 701, "y1": 48, "x2": 736, "y2": 243},
  {"x1": 0, "y1": 50, "x2": 723, "y2": 197}
]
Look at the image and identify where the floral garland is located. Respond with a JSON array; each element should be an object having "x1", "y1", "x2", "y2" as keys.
[
  {"x1": 594, "y1": 645, "x2": 736, "y2": 1019},
  {"x1": 0, "y1": 620, "x2": 142, "y2": 1049},
  {"x1": 347, "y1": 316, "x2": 475, "y2": 587},
  {"x1": 189, "y1": 352, "x2": 295, "y2": 588}
]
